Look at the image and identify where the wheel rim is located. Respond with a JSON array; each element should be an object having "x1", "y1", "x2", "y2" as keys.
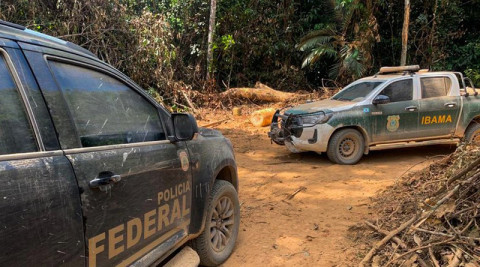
[
  {"x1": 338, "y1": 135, "x2": 360, "y2": 159},
  {"x1": 209, "y1": 196, "x2": 235, "y2": 252}
]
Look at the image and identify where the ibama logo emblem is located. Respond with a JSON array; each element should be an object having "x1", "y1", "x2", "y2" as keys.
[{"x1": 387, "y1": 115, "x2": 400, "y2": 132}]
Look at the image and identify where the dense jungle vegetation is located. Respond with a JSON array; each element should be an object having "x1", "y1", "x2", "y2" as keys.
[{"x1": 1, "y1": 0, "x2": 479, "y2": 106}]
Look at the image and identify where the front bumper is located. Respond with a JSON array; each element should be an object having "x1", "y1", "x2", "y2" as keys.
[
  {"x1": 267, "y1": 110, "x2": 289, "y2": 145},
  {"x1": 267, "y1": 110, "x2": 335, "y2": 153}
]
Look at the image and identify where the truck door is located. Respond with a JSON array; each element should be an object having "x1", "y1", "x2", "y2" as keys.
[
  {"x1": 417, "y1": 76, "x2": 461, "y2": 138},
  {"x1": 371, "y1": 78, "x2": 420, "y2": 142},
  {"x1": 22, "y1": 49, "x2": 193, "y2": 267},
  {"x1": 0, "y1": 45, "x2": 84, "y2": 265}
]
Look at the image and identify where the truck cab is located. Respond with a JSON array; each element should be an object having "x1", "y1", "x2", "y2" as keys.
[
  {"x1": 0, "y1": 21, "x2": 239, "y2": 266},
  {"x1": 269, "y1": 65, "x2": 480, "y2": 164}
]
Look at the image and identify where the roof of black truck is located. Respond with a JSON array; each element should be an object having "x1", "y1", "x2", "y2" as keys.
[{"x1": 0, "y1": 20, "x2": 97, "y2": 59}]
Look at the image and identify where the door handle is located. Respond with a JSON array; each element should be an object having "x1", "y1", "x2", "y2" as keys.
[
  {"x1": 444, "y1": 102, "x2": 457, "y2": 108},
  {"x1": 405, "y1": 106, "x2": 418, "y2": 112},
  {"x1": 89, "y1": 174, "x2": 122, "y2": 190}
]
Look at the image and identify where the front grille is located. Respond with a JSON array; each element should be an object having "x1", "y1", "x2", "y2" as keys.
[{"x1": 283, "y1": 116, "x2": 303, "y2": 138}]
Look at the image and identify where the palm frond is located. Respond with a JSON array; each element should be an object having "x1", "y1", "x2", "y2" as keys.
[
  {"x1": 341, "y1": 2, "x2": 361, "y2": 34},
  {"x1": 328, "y1": 60, "x2": 342, "y2": 79},
  {"x1": 300, "y1": 28, "x2": 336, "y2": 41},
  {"x1": 297, "y1": 35, "x2": 334, "y2": 51},
  {"x1": 343, "y1": 49, "x2": 365, "y2": 78},
  {"x1": 301, "y1": 45, "x2": 338, "y2": 69}
]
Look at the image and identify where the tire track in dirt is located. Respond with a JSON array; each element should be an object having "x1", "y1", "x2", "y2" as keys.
[{"x1": 199, "y1": 110, "x2": 455, "y2": 266}]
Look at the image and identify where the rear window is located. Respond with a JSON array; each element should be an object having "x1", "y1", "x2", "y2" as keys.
[
  {"x1": 0, "y1": 55, "x2": 37, "y2": 155},
  {"x1": 420, "y1": 77, "x2": 452, "y2": 98}
]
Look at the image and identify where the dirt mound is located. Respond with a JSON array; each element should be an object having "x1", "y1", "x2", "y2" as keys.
[{"x1": 354, "y1": 145, "x2": 480, "y2": 266}]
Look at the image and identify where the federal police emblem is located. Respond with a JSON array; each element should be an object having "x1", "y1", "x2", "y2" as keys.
[
  {"x1": 179, "y1": 151, "x2": 189, "y2": 171},
  {"x1": 387, "y1": 115, "x2": 400, "y2": 132}
]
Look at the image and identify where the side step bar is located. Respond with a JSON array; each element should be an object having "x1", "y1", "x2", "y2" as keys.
[{"x1": 369, "y1": 139, "x2": 459, "y2": 151}]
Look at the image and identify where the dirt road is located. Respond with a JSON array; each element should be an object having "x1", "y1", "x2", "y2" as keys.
[{"x1": 198, "y1": 109, "x2": 455, "y2": 266}]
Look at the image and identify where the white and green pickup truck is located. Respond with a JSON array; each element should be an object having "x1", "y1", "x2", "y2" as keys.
[{"x1": 268, "y1": 65, "x2": 480, "y2": 164}]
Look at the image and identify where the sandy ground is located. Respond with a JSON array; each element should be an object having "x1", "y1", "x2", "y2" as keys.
[{"x1": 198, "y1": 108, "x2": 456, "y2": 267}]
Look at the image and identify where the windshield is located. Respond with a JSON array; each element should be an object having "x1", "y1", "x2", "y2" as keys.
[{"x1": 332, "y1": 81, "x2": 384, "y2": 102}]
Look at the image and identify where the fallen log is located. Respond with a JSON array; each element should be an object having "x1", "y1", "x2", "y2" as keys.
[
  {"x1": 232, "y1": 107, "x2": 242, "y2": 116},
  {"x1": 250, "y1": 108, "x2": 276, "y2": 127},
  {"x1": 221, "y1": 82, "x2": 299, "y2": 103}
]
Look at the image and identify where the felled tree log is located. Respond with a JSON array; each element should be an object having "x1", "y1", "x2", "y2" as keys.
[
  {"x1": 222, "y1": 82, "x2": 298, "y2": 103},
  {"x1": 250, "y1": 108, "x2": 276, "y2": 127}
]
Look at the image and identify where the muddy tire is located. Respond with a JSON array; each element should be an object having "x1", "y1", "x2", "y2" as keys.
[
  {"x1": 464, "y1": 123, "x2": 480, "y2": 145},
  {"x1": 191, "y1": 180, "x2": 240, "y2": 266},
  {"x1": 327, "y1": 128, "x2": 365, "y2": 165}
]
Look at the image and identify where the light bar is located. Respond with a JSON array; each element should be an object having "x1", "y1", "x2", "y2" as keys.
[{"x1": 379, "y1": 65, "x2": 421, "y2": 74}]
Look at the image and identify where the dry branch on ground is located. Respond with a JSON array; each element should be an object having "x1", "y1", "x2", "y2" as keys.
[{"x1": 356, "y1": 144, "x2": 480, "y2": 267}]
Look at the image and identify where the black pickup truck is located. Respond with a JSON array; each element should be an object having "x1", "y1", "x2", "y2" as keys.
[{"x1": 0, "y1": 21, "x2": 239, "y2": 266}]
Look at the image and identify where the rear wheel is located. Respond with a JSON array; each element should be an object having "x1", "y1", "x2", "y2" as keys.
[
  {"x1": 327, "y1": 128, "x2": 365, "y2": 165},
  {"x1": 191, "y1": 180, "x2": 240, "y2": 266},
  {"x1": 464, "y1": 123, "x2": 480, "y2": 145}
]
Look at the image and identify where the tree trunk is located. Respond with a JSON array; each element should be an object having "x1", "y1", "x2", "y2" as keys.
[
  {"x1": 400, "y1": 0, "x2": 410, "y2": 66},
  {"x1": 250, "y1": 108, "x2": 277, "y2": 127},
  {"x1": 221, "y1": 82, "x2": 299, "y2": 103},
  {"x1": 206, "y1": 0, "x2": 217, "y2": 80}
]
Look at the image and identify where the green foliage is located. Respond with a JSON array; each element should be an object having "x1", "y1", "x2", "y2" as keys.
[
  {"x1": 300, "y1": 0, "x2": 480, "y2": 85},
  {"x1": 298, "y1": 29, "x2": 368, "y2": 81},
  {"x1": 336, "y1": 0, "x2": 355, "y2": 8},
  {"x1": 208, "y1": 0, "x2": 340, "y2": 90},
  {"x1": 298, "y1": 1, "x2": 378, "y2": 83},
  {"x1": 465, "y1": 69, "x2": 480, "y2": 88},
  {"x1": 220, "y1": 35, "x2": 235, "y2": 51},
  {"x1": 0, "y1": 0, "x2": 196, "y2": 103},
  {"x1": 1, "y1": 0, "x2": 480, "y2": 102}
]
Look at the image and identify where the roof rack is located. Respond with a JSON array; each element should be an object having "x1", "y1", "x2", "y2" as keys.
[{"x1": 0, "y1": 20, "x2": 26, "y2": 31}]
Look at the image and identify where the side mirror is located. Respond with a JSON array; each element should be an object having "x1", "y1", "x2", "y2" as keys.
[
  {"x1": 372, "y1": 95, "x2": 390, "y2": 105},
  {"x1": 172, "y1": 113, "x2": 199, "y2": 141}
]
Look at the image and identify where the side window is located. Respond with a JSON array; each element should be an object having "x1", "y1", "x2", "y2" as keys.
[
  {"x1": 421, "y1": 77, "x2": 452, "y2": 98},
  {"x1": 49, "y1": 61, "x2": 166, "y2": 148},
  {"x1": 0, "y1": 54, "x2": 37, "y2": 155},
  {"x1": 379, "y1": 79, "x2": 413, "y2": 103}
]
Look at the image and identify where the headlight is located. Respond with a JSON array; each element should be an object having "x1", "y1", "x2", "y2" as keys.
[{"x1": 299, "y1": 112, "x2": 332, "y2": 126}]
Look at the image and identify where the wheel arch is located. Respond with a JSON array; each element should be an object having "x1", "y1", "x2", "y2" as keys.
[
  {"x1": 189, "y1": 159, "x2": 238, "y2": 240},
  {"x1": 467, "y1": 116, "x2": 480, "y2": 129},
  {"x1": 463, "y1": 116, "x2": 480, "y2": 141},
  {"x1": 215, "y1": 164, "x2": 238, "y2": 191},
  {"x1": 328, "y1": 125, "x2": 370, "y2": 154}
]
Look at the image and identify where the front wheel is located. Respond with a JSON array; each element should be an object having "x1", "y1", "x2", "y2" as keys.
[
  {"x1": 464, "y1": 123, "x2": 480, "y2": 145},
  {"x1": 327, "y1": 128, "x2": 365, "y2": 165},
  {"x1": 191, "y1": 180, "x2": 240, "y2": 266}
]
